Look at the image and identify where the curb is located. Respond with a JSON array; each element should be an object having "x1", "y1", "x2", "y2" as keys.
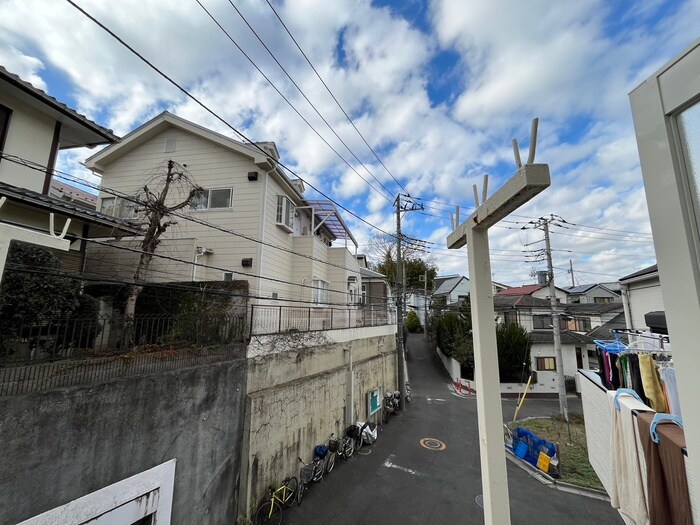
[{"x1": 505, "y1": 449, "x2": 610, "y2": 501}]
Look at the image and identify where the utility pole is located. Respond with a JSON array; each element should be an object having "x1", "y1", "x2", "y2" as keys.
[
  {"x1": 569, "y1": 259, "x2": 575, "y2": 287},
  {"x1": 395, "y1": 194, "x2": 423, "y2": 410},
  {"x1": 526, "y1": 215, "x2": 568, "y2": 422},
  {"x1": 423, "y1": 271, "x2": 428, "y2": 340}
]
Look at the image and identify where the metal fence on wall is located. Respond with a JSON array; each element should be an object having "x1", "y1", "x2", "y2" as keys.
[
  {"x1": 250, "y1": 304, "x2": 395, "y2": 335},
  {"x1": 0, "y1": 313, "x2": 246, "y2": 397}
]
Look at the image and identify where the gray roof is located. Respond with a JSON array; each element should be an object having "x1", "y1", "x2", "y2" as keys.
[
  {"x1": 0, "y1": 66, "x2": 118, "y2": 147},
  {"x1": 0, "y1": 181, "x2": 141, "y2": 236},
  {"x1": 360, "y1": 267, "x2": 386, "y2": 279},
  {"x1": 565, "y1": 283, "x2": 620, "y2": 296},
  {"x1": 529, "y1": 330, "x2": 594, "y2": 345},
  {"x1": 586, "y1": 313, "x2": 627, "y2": 340},
  {"x1": 563, "y1": 302, "x2": 623, "y2": 315},
  {"x1": 494, "y1": 295, "x2": 551, "y2": 309},
  {"x1": 620, "y1": 264, "x2": 658, "y2": 282},
  {"x1": 434, "y1": 275, "x2": 466, "y2": 295}
]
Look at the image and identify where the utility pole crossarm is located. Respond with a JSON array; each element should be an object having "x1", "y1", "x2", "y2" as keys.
[{"x1": 447, "y1": 164, "x2": 550, "y2": 248}]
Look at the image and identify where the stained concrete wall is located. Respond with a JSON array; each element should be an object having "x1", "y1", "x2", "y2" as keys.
[
  {"x1": 240, "y1": 325, "x2": 396, "y2": 517},
  {"x1": 0, "y1": 359, "x2": 247, "y2": 525}
]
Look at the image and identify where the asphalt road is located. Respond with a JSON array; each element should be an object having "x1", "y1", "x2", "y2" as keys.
[{"x1": 283, "y1": 334, "x2": 622, "y2": 525}]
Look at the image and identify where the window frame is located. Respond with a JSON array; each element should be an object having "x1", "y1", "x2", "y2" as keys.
[
  {"x1": 99, "y1": 196, "x2": 116, "y2": 216},
  {"x1": 312, "y1": 279, "x2": 329, "y2": 305},
  {"x1": 276, "y1": 195, "x2": 295, "y2": 231},
  {"x1": 535, "y1": 356, "x2": 557, "y2": 371},
  {"x1": 189, "y1": 188, "x2": 233, "y2": 211}
]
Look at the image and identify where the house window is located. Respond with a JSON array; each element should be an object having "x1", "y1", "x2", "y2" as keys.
[
  {"x1": 164, "y1": 137, "x2": 176, "y2": 153},
  {"x1": 594, "y1": 297, "x2": 614, "y2": 304},
  {"x1": 0, "y1": 104, "x2": 11, "y2": 163},
  {"x1": 536, "y1": 356, "x2": 557, "y2": 371},
  {"x1": 276, "y1": 195, "x2": 295, "y2": 230},
  {"x1": 99, "y1": 197, "x2": 116, "y2": 216},
  {"x1": 189, "y1": 188, "x2": 233, "y2": 210},
  {"x1": 312, "y1": 279, "x2": 329, "y2": 304},
  {"x1": 573, "y1": 317, "x2": 591, "y2": 331},
  {"x1": 361, "y1": 284, "x2": 367, "y2": 305},
  {"x1": 223, "y1": 272, "x2": 233, "y2": 281},
  {"x1": 533, "y1": 314, "x2": 552, "y2": 329},
  {"x1": 503, "y1": 310, "x2": 518, "y2": 325}
]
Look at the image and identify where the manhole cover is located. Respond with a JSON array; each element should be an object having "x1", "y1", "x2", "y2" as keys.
[
  {"x1": 475, "y1": 495, "x2": 484, "y2": 508},
  {"x1": 419, "y1": 437, "x2": 446, "y2": 450}
]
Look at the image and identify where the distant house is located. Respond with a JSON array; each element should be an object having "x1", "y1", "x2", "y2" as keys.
[
  {"x1": 48, "y1": 180, "x2": 97, "y2": 210},
  {"x1": 494, "y1": 292, "x2": 623, "y2": 396},
  {"x1": 564, "y1": 283, "x2": 620, "y2": 304},
  {"x1": 432, "y1": 274, "x2": 470, "y2": 306},
  {"x1": 498, "y1": 283, "x2": 568, "y2": 303},
  {"x1": 619, "y1": 264, "x2": 666, "y2": 333},
  {"x1": 84, "y1": 111, "x2": 368, "y2": 333}
]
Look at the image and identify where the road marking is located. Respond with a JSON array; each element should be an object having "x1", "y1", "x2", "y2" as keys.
[
  {"x1": 419, "y1": 437, "x2": 446, "y2": 451},
  {"x1": 426, "y1": 397, "x2": 446, "y2": 404},
  {"x1": 383, "y1": 454, "x2": 421, "y2": 476},
  {"x1": 475, "y1": 495, "x2": 484, "y2": 508}
]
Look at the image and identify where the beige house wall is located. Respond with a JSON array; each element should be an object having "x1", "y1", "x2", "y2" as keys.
[{"x1": 0, "y1": 90, "x2": 55, "y2": 193}]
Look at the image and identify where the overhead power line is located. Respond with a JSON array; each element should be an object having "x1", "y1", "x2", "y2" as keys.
[
  {"x1": 62, "y1": 0, "x2": 411, "y2": 244},
  {"x1": 264, "y1": 0, "x2": 409, "y2": 196},
  {"x1": 196, "y1": 0, "x2": 392, "y2": 203}
]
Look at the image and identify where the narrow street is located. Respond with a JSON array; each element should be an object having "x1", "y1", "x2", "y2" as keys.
[{"x1": 284, "y1": 334, "x2": 622, "y2": 524}]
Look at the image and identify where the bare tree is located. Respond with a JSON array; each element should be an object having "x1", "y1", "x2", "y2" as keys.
[{"x1": 123, "y1": 160, "x2": 203, "y2": 344}]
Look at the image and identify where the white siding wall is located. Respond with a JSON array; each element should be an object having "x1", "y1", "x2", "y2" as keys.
[
  {"x1": 532, "y1": 287, "x2": 568, "y2": 302},
  {"x1": 0, "y1": 90, "x2": 55, "y2": 192},
  {"x1": 327, "y1": 247, "x2": 361, "y2": 306},
  {"x1": 448, "y1": 279, "x2": 470, "y2": 303},
  {"x1": 94, "y1": 127, "x2": 264, "y2": 290},
  {"x1": 627, "y1": 279, "x2": 665, "y2": 330}
]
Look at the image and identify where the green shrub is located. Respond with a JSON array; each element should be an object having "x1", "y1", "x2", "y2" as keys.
[
  {"x1": 405, "y1": 311, "x2": 422, "y2": 332},
  {"x1": 496, "y1": 323, "x2": 532, "y2": 383}
]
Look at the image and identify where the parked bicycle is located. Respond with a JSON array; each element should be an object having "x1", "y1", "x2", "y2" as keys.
[
  {"x1": 335, "y1": 430, "x2": 355, "y2": 460},
  {"x1": 297, "y1": 453, "x2": 324, "y2": 503},
  {"x1": 321, "y1": 438, "x2": 337, "y2": 474},
  {"x1": 405, "y1": 382, "x2": 412, "y2": 403},
  {"x1": 254, "y1": 476, "x2": 299, "y2": 525}
]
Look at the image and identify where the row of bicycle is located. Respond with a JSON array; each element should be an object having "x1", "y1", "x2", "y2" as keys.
[{"x1": 254, "y1": 422, "x2": 378, "y2": 525}]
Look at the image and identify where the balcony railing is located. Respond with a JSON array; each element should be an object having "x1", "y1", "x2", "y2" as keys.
[{"x1": 250, "y1": 304, "x2": 395, "y2": 336}]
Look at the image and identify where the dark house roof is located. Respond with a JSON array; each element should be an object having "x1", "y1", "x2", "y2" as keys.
[
  {"x1": 0, "y1": 66, "x2": 118, "y2": 148},
  {"x1": 563, "y1": 302, "x2": 624, "y2": 316},
  {"x1": 586, "y1": 313, "x2": 627, "y2": 340},
  {"x1": 494, "y1": 295, "x2": 551, "y2": 309},
  {"x1": 620, "y1": 264, "x2": 658, "y2": 282},
  {"x1": 0, "y1": 181, "x2": 141, "y2": 237},
  {"x1": 529, "y1": 330, "x2": 594, "y2": 345}
]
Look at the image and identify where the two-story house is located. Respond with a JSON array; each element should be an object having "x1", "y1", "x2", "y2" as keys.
[
  {"x1": 84, "y1": 111, "x2": 364, "y2": 333},
  {"x1": 0, "y1": 66, "x2": 139, "y2": 279},
  {"x1": 564, "y1": 283, "x2": 621, "y2": 304}
]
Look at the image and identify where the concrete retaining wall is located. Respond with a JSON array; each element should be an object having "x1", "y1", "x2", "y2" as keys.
[
  {"x1": 0, "y1": 359, "x2": 247, "y2": 525},
  {"x1": 436, "y1": 345, "x2": 461, "y2": 382},
  {"x1": 240, "y1": 325, "x2": 396, "y2": 517}
]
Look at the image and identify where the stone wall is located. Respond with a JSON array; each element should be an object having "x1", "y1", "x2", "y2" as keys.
[
  {"x1": 239, "y1": 325, "x2": 396, "y2": 517},
  {"x1": 0, "y1": 359, "x2": 247, "y2": 525}
]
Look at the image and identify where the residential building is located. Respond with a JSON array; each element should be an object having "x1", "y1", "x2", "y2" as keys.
[
  {"x1": 564, "y1": 283, "x2": 620, "y2": 304},
  {"x1": 432, "y1": 274, "x2": 470, "y2": 306},
  {"x1": 618, "y1": 264, "x2": 665, "y2": 332},
  {"x1": 0, "y1": 66, "x2": 138, "y2": 275},
  {"x1": 48, "y1": 180, "x2": 97, "y2": 209},
  {"x1": 83, "y1": 112, "x2": 366, "y2": 332},
  {"x1": 498, "y1": 283, "x2": 569, "y2": 303}
]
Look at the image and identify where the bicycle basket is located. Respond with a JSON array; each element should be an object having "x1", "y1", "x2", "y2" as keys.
[
  {"x1": 300, "y1": 465, "x2": 314, "y2": 483},
  {"x1": 314, "y1": 444, "x2": 328, "y2": 459},
  {"x1": 345, "y1": 425, "x2": 359, "y2": 438},
  {"x1": 328, "y1": 439, "x2": 339, "y2": 453}
]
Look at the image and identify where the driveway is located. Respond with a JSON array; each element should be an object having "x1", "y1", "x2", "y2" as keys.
[{"x1": 283, "y1": 334, "x2": 621, "y2": 524}]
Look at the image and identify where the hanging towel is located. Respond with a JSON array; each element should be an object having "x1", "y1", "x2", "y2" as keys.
[
  {"x1": 609, "y1": 391, "x2": 651, "y2": 525},
  {"x1": 636, "y1": 412, "x2": 692, "y2": 525},
  {"x1": 629, "y1": 355, "x2": 649, "y2": 406},
  {"x1": 639, "y1": 355, "x2": 667, "y2": 413},
  {"x1": 659, "y1": 367, "x2": 682, "y2": 417},
  {"x1": 611, "y1": 354, "x2": 622, "y2": 389},
  {"x1": 622, "y1": 355, "x2": 633, "y2": 389}
]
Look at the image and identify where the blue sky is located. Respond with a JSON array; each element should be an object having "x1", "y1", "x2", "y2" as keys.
[{"x1": 1, "y1": 0, "x2": 698, "y2": 286}]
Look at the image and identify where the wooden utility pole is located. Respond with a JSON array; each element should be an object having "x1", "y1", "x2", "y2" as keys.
[
  {"x1": 569, "y1": 259, "x2": 575, "y2": 287},
  {"x1": 447, "y1": 119, "x2": 550, "y2": 525}
]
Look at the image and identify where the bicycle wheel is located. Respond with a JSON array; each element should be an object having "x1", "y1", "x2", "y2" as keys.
[
  {"x1": 295, "y1": 481, "x2": 305, "y2": 505},
  {"x1": 312, "y1": 459, "x2": 324, "y2": 482},
  {"x1": 344, "y1": 437, "x2": 354, "y2": 458},
  {"x1": 355, "y1": 434, "x2": 363, "y2": 451},
  {"x1": 325, "y1": 451, "x2": 336, "y2": 474},
  {"x1": 283, "y1": 477, "x2": 298, "y2": 507},
  {"x1": 254, "y1": 500, "x2": 282, "y2": 525}
]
